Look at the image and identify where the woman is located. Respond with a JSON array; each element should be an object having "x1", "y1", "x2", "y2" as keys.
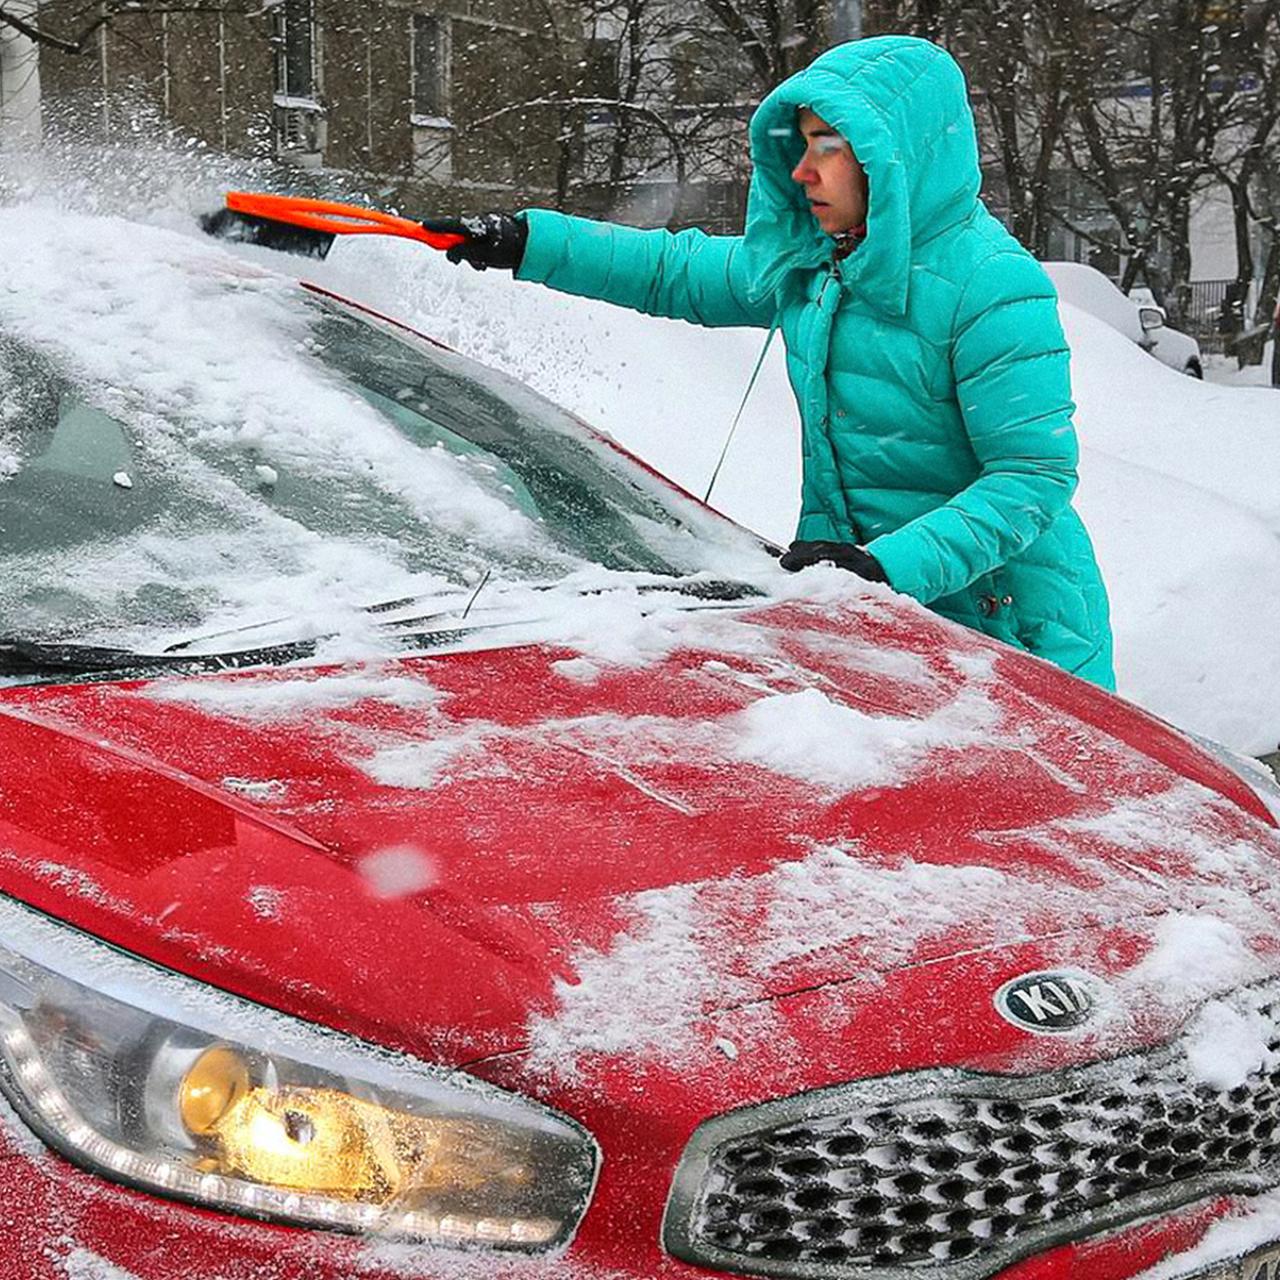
[{"x1": 427, "y1": 36, "x2": 1116, "y2": 689}]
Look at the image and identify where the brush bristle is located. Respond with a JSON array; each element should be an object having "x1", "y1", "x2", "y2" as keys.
[{"x1": 199, "y1": 207, "x2": 336, "y2": 260}]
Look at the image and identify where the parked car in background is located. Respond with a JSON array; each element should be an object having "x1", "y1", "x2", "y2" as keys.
[
  {"x1": 4, "y1": 211, "x2": 1280, "y2": 1280},
  {"x1": 1045, "y1": 261, "x2": 1204, "y2": 378}
]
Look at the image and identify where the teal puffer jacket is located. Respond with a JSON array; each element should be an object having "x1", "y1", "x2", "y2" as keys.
[{"x1": 516, "y1": 36, "x2": 1115, "y2": 689}]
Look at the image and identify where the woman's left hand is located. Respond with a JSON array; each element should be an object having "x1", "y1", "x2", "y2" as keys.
[{"x1": 778, "y1": 540, "x2": 887, "y2": 582}]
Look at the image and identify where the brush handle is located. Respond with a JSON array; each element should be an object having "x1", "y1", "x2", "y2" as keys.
[{"x1": 224, "y1": 192, "x2": 466, "y2": 250}]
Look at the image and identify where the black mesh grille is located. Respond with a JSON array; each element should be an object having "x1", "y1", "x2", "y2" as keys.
[{"x1": 664, "y1": 986, "x2": 1280, "y2": 1279}]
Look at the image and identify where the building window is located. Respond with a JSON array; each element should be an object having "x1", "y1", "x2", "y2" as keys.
[
  {"x1": 412, "y1": 14, "x2": 448, "y2": 122},
  {"x1": 273, "y1": 0, "x2": 322, "y2": 161},
  {"x1": 274, "y1": 0, "x2": 316, "y2": 101}
]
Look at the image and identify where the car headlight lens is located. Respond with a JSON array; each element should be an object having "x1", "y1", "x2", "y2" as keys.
[
  {"x1": 1185, "y1": 730, "x2": 1280, "y2": 826},
  {"x1": 0, "y1": 894, "x2": 597, "y2": 1250}
]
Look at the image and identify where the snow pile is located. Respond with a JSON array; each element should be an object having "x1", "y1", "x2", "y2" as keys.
[
  {"x1": 1183, "y1": 995, "x2": 1278, "y2": 1091},
  {"x1": 1062, "y1": 303, "x2": 1280, "y2": 754},
  {"x1": 1120, "y1": 913, "x2": 1260, "y2": 1001},
  {"x1": 729, "y1": 682, "x2": 996, "y2": 792},
  {"x1": 362, "y1": 734, "x2": 494, "y2": 790}
]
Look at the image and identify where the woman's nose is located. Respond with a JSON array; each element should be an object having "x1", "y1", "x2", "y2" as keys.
[{"x1": 792, "y1": 156, "x2": 815, "y2": 184}]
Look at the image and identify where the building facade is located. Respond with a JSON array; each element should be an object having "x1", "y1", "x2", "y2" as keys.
[{"x1": 24, "y1": 0, "x2": 776, "y2": 229}]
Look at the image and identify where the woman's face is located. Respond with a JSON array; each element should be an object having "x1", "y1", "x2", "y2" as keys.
[{"x1": 790, "y1": 108, "x2": 868, "y2": 236}]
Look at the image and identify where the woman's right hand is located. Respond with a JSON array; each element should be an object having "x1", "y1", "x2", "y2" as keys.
[{"x1": 420, "y1": 213, "x2": 528, "y2": 271}]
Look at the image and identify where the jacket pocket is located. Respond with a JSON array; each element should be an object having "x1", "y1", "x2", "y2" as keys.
[{"x1": 970, "y1": 572, "x2": 1024, "y2": 648}]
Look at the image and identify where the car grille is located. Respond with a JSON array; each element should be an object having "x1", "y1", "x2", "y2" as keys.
[{"x1": 664, "y1": 984, "x2": 1280, "y2": 1280}]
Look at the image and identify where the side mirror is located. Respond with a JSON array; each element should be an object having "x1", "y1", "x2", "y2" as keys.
[{"x1": 1138, "y1": 307, "x2": 1165, "y2": 332}]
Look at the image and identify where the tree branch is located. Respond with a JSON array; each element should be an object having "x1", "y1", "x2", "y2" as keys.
[{"x1": 0, "y1": 2, "x2": 263, "y2": 55}]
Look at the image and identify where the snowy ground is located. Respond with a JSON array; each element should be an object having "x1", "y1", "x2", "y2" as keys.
[{"x1": 1206, "y1": 345, "x2": 1278, "y2": 388}]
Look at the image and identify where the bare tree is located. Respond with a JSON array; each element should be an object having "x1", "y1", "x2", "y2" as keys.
[
  {"x1": 1047, "y1": 0, "x2": 1280, "y2": 327},
  {"x1": 0, "y1": 1, "x2": 262, "y2": 55}
]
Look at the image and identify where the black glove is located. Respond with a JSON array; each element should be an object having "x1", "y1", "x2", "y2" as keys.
[
  {"x1": 421, "y1": 212, "x2": 528, "y2": 271},
  {"x1": 778, "y1": 540, "x2": 888, "y2": 583}
]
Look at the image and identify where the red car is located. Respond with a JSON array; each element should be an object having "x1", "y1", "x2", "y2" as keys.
[{"x1": 2, "y1": 218, "x2": 1280, "y2": 1280}]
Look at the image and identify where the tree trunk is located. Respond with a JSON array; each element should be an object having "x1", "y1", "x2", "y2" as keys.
[{"x1": 1166, "y1": 199, "x2": 1193, "y2": 331}]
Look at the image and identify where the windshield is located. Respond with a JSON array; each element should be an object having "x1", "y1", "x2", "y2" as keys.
[{"x1": 0, "y1": 285, "x2": 748, "y2": 658}]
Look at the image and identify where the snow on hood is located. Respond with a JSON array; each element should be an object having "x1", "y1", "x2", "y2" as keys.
[{"x1": 5, "y1": 590, "x2": 1280, "y2": 1089}]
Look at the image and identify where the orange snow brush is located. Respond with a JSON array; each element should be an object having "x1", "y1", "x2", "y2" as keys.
[{"x1": 200, "y1": 192, "x2": 466, "y2": 260}]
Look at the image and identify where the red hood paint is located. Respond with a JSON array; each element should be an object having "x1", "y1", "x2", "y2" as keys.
[{"x1": 0, "y1": 594, "x2": 1277, "y2": 1076}]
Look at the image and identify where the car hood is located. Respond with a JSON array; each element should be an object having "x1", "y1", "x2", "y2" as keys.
[{"x1": 1, "y1": 594, "x2": 1278, "y2": 1073}]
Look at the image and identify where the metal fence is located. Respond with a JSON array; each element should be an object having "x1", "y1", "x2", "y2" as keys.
[{"x1": 1186, "y1": 278, "x2": 1235, "y2": 354}]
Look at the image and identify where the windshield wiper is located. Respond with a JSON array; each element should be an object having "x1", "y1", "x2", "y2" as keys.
[
  {"x1": 0, "y1": 619, "x2": 520, "y2": 684},
  {"x1": 0, "y1": 636, "x2": 322, "y2": 680},
  {"x1": 0, "y1": 580, "x2": 767, "y2": 685},
  {"x1": 158, "y1": 577, "x2": 766, "y2": 656}
]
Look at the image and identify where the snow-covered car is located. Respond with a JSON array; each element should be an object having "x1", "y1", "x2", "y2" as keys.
[
  {"x1": 1044, "y1": 261, "x2": 1204, "y2": 378},
  {"x1": 4, "y1": 212, "x2": 1280, "y2": 1280}
]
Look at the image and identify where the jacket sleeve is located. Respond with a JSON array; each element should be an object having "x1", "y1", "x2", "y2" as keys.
[
  {"x1": 514, "y1": 209, "x2": 775, "y2": 330},
  {"x1": 865, "y1": 251, "x2": 1078, "y2": 605}
]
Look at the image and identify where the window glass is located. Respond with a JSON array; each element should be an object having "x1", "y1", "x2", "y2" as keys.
[
  {"x1": 0, "y1": 296, "x2": 727, "y2": 649},
  {"x1": 276, "y1": 0, "x2": 315, "y2": 98},
  {"x1": 413, "y1": 15, "x2": 446, "y2": 118}
]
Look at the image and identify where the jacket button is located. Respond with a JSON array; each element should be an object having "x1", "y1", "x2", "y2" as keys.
[
  {"x1": 836, "y1": 409, "x2": 848, "y2": 418},
  {"x1": 978, "y1": 596, "x2": 998, "y2": 616}
]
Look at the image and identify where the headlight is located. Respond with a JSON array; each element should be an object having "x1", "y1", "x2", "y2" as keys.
[
  {"x1": 0, "y1": 893, "x2": 597, "y2": 1251},
  {"x1": 1185, "y1": 730, "x2": 1280, "y2": 825}
]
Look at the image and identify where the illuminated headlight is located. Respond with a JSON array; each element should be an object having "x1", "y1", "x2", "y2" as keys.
[
  {"x1": 0, "y1": 894, "x2": 597, "y2": 1251},
  {"x1": 1186, "y1": 730, "x2": 1280, "y2": 826}
]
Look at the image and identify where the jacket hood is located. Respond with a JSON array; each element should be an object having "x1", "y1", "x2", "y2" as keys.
[{"x1": 744, "y1": 36, "x2": 983, "y2": 314}]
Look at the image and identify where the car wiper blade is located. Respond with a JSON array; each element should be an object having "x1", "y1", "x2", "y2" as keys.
[
  {"x1": 650, "y1": 578, "x2": 764, "y2": 603},
  {"x1": 0, "y1": 636, "x2": 323, "y2": 680},
  {"x1": 163, "y1": 578, "x2": 765, "y2": 655},
  {"x1": 1, "y1": 580, "x2": 767, "y2": 684},
  {"x1": 0, "y1": 620, "x2": 517, "y2": 685}
]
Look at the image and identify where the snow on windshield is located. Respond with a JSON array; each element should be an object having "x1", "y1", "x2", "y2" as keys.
[
  {"x1": 0, "y1": 209, "x2": 533, "y2": 530},
  {"x1": 0, "y1": 210, "x2": 526, "y2": 648},
  {"x1": 0, "y1": 207, "x2": 754, "y2": 654}
]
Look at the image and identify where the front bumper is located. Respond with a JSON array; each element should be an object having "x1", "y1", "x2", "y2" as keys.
[
  {"x1": 666, "y1": 981, "x2": 1280, "y2": 1280},
  {"x1": 0, "y1": 1100, "x2": 1268, "y2": 1280}
]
